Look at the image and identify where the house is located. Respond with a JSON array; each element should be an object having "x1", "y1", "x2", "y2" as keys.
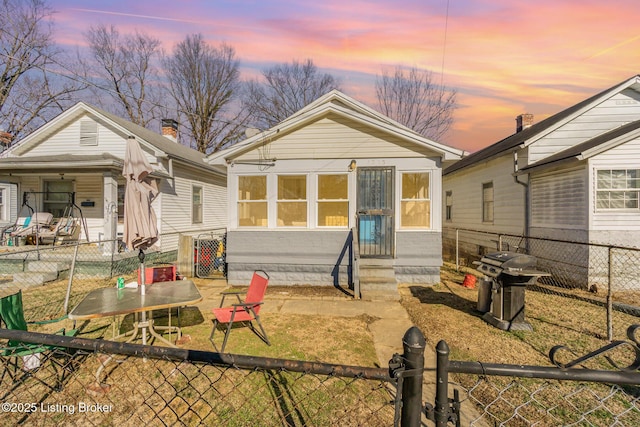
[
  {"x1": 443, "y1": 75, "x2": 640, "y2": 288},
  {"x1": 206, "y1": 90, "x2": 464, "y2": 296},
  {"x1": 0, "y1": 102, "x2": 227, "y2": 254}
]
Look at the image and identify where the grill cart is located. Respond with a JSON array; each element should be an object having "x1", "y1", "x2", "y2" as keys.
[{"x1": 475, "y1": 252, "x2": 549, "y2": 331}]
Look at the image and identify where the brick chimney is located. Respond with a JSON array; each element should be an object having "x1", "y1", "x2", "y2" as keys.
[
  {"x1": 0, "y1": 131, "x2": 12, "y2": 151},
  {"x1": 516, "y1": 114, "x2": 534, "y2": 133},
  {"x1": 161, "y1": 119, "x2": 178, "y2": 142}
]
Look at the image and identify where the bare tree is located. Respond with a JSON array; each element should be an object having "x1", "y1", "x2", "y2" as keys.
[
  {"x1": 0, "y1": 0, "x2": 86, "y2": 143},
  {"x1": 84, "y1": 24, "x2": 165, "y2": 127},
  {"x1": 243, "y1": 59, "x2": 341, "y2": 129},
  {"x1": 375, "y1": 66, "x2": 456, "y2": 141},
  {"x1": 163, "y1": 34, "x2": 247, "y2": 153}
]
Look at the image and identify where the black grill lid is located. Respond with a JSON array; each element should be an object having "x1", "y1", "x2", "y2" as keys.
[{"x1": 479, "y1": 252, "x2": 537, "y2": 269}]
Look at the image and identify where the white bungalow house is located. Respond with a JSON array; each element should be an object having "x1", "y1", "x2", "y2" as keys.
[
  {"x1": 206, "y1": 90, "x2": 464, "y2": 297},
  {"x1": 443, "y1": 75, "x2": 640, "y2": 289},
  {"x1": 0, "y1": 102, "x2": 227, "y2": 253}
]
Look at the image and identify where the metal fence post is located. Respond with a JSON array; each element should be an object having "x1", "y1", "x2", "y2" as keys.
[
  {"x1": 401, "y1": 326, "x2": 426, "y2": 427},
  {"x1": 607, "y1": 247, "x2": 613, "y2": 341},
  {"x1": 456, "y1": 228, "x2": 459, "y2": 271},
  {"x1": 434, "y1": 340, "x2": 450, "y2": 427}
]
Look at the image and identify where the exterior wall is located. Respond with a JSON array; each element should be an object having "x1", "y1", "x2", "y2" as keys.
[
  {"x1": 226, "y1": 151, "x2": 444, "y2": 285},
  {"x1": 443, "y1": 154, "x2": 526, "y2": 261},
  {"x1": 530, "y1": 166, "x2": 587, "y2": 231},
  {"x1": 158, "y1": 163, "x2": 227, "y2": 252},
  {"x1": 394, "y1": 231, "x2": 442, "y2": 283},
  {"x1": 528, "y1": 88, "x2": 640, "y2": 163},
  {"x1": 589, "y1": 137, "x2": 640, "y2": 240},
  {"x1": 233, "y1": 113, "x2": 438, "y2": 161},
  {"x1": 226, "y1": 230, "x2": 351, "y2": 285}
]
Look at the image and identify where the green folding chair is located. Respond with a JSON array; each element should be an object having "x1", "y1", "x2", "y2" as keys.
[{"x1": 0, "y1": 291, "x2": 76, "y2": 391}]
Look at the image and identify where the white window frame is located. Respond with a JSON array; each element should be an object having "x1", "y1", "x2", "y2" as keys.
[
  {"x1": 595, "y1": 168, "x2": 640, "y2": 210},
  {"x1": 445, "y1": 190, "x2": 452, "y2": 221},
  {"x1": 276, "y1": 174, "x2": 308, "y2": 228},
  {"x1": 482, "y1": 181, "x2": 494, "y2": 223},
  {"x1": 0, "y1": 187, "x2": 5, "y2": 222},
  {"x1": 399, "y1": 171, "x2": 432, "y2": 229},
  {"x1": 192, "y1": 185, "x2": 203, "y2": 224},
  {"x1": 237, "y1": 175, "x2": 268, "y2": 228},
  {"x1": 316, "y1": 173, "x2": 349, "y2": 228}
]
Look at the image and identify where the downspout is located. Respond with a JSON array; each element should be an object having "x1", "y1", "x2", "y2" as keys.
[{"x1": 513, "y1": 150, "x2": 530, "y2": 252}]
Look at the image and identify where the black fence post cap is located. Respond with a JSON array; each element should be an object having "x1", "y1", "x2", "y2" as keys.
[{"x1": 403, "y1": 326, "x2": 426, "y2": 350}]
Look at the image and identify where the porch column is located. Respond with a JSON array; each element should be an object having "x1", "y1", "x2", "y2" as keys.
[{"x1": 103, "y1": 172, "x2": 118, "y2": 255}]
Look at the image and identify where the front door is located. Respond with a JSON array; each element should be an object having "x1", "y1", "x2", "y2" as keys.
[{"x1": 357, "y1": 167, "x2": 394, "y2": 257}]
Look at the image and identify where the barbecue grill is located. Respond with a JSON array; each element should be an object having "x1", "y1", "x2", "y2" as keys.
[{"x1": 475, "y1": 252, "x2": 549, "y2": 331}]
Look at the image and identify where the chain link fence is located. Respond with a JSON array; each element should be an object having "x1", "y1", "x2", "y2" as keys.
[
  {"x1": 421, "y1": 327, "x2": 640, "y2": 427},
  {"x1": 0, "y1": 330, "x2": 395, "y2": 426},
  {"x1": 443, "y1": 228, "x2": 640, "y2": 341}
]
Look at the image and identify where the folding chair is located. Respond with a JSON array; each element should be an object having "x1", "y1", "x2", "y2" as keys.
[
  {"x1": 0, "y1": 291, "x2": 76, "y2": 391},
  {"x1": 209, "y1": 270, "x2": 271, "y2": 352}
]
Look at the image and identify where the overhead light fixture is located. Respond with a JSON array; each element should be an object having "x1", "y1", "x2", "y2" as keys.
[{"x1": 348, "y1": 160, "x2": 357, "y2": 171}]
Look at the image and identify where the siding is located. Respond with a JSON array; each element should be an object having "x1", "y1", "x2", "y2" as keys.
[
  {"x1": 234, "y1": 114, "x2": 437, "y2": 161},
  {"x1": 589, "y1": 137, "x2": 640, "y2": 233},
  {"x1": 443, "y1": 155, "x2": 525, "y2": 234},
  {"x1": 530, "y1": 167, "x2": 587, "y2": 229},
  {"x1": 22, "y1": 115, "x2": 158, "y2": 166},
  {"x1": 529, "y1": 89, "x2": 640, "y2": 163}
]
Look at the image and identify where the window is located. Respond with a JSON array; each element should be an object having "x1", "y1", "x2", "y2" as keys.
[
  {"x1": 596, "y1": 169, "x2": 640, "y2": 209},
  {"x1": 43, "y1": 179, "x2": 73, "y2": 218},
  {"x1": 400, "y1": 172, "x2": 430, "y2": 228},
  {"x1": 318, "y1": 174, "x2": 348, "y2": 227},
  {"x1": 117, "y1": 184, "x2": 125, "y2": 223},
  {"x1": 482, "y1": 182, "x2": 494, "y2": 222},
  {"x1": 192, "y1": 186, "x2": 203, "y2": 224},
  {"x1": 80, "y1": 120, "x2": 98, "y2": 145},
  {"x1": 277, "y1": 175, "x2": 307, "y2": 227},
  {"x1": 238, "y1": 176, "x2": 267, "y2": 227},
  {"x1": 445, "y1": 190, "x2": 452, "y2": 221},
  {"x1": 0, "y1": 188, "x2": 4, "y2": 221}
]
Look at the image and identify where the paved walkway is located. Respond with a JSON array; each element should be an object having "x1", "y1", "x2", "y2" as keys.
[{"x1": 194, "y1": 279, "x2": 431, "y2": 368}]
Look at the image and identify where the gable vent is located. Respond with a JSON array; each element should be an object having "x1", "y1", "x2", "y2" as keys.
[{"x1": 80, "y1": 119, "x2": 98, "y2": 146}]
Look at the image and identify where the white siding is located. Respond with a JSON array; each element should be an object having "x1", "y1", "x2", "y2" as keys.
[
  {"x1": 589, "y1": 137, "x2": 640, "y2": 233},
  {"x1": 529, "y1": 89, "x2": 640, "y2": 164},
  {"x1": 443, "y1": 155, "x2": 526, "y2": 235},
  {"x1": 234, "y1": 114, "x2": 437, "y2": 162},
  {"x1": 158, "y1": 164, "x2": 227, "y2": 251},
  {"x1": 530, "y1": 167, "x2": 587, "y2": 229},
  {"x1": 22, "y1": 115, "x2": 158, "y2": 167}
]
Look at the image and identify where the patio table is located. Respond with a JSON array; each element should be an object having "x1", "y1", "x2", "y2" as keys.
[{"x1": 69, "y1": 279, "x2": 202, "y2": 347}]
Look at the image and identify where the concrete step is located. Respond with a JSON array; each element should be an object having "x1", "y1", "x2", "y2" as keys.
[
  {"x1": 358, "y1": 261, "x2": 399, "y2": 301},
  {"x1": 360, "y1": 288, "x2": 400, "y2": 302},
  {"x1": 26, "y1": 261, "x2": 71, "y2": 273},
  {"x1": 12, "y1": 271, "x2": 59, "y2": 287}
]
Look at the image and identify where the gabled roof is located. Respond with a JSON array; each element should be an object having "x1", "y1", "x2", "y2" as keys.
[
  {"x1": 518, "y1": 119, "x2": 640, "y2": 174},
  {"x1": 444, "y1": 75, "x2": 640, "y2": 175},
  {"x1": 5, "y1": 102, "x2": 224, "y2": 175},
  {"x1": 206, "y1": 90, "x2": 466, "y2": 164}
]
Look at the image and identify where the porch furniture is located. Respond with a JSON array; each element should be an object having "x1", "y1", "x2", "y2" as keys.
[
  {"x1": 38, "y1": 217, "x2": 81, "y2": 245},
  {"x1": 68, "y1": 279, "x2": 202, "y2": 347},
  {"x1": 0, "y1": 290, "x2": 76, "y2": 391},
  {"x1": 209, "y1": 270, "x2": 271, "y2": 352},
  {"x1": 8, "y1": 212, "x2": 54, "y2": 243}
]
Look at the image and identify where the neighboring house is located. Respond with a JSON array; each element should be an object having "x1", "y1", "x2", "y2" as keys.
[
  {"x1": 206, "y1": 90, "x2": 464, "y2": 292},
  {"x1": 0, "y1": 102, "x2": 227, "y2": 253},
  {"x1": 443, "y1": 75, "x2": 640, "y2": 289}
]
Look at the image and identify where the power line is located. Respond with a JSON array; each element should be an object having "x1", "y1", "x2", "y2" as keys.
[{"x1": 440, "y1": 0, "x2": 451, "y2": 88}]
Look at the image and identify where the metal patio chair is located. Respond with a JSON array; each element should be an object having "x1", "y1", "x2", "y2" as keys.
[
  {"x1": 0, "y1": 291, "x2": 76, "y2": 391},
  {"x1": 209, "y1": 270, "x2": 271, "y2": 352}
]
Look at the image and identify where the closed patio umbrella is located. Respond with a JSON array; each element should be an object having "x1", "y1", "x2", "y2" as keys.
[{"x1": 123, "y1": 135, "x2": 158, "y2": 344}]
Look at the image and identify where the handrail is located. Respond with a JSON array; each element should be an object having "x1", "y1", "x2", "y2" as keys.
[{"x1": 351, "y1": 227, "x2": 360, "y2": 299}]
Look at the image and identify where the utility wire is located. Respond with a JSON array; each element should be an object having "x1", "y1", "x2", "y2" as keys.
[{"x1": 440, "y1": 0, "x2": 451, "y2": 88}]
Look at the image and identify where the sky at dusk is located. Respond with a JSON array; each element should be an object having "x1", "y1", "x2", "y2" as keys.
[{"x1": 51, "y1": 0, "x2": 640, "y2": 153}]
